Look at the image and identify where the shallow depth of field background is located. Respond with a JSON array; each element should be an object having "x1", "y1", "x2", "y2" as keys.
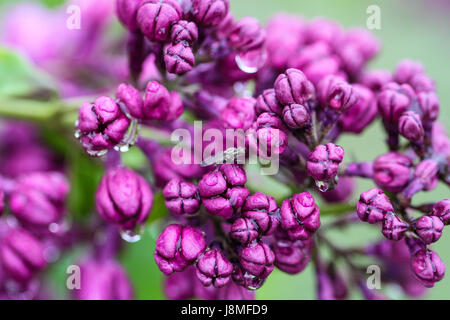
[{"x1": 1, "y1": 0, "x2": 449, "y2": 299}]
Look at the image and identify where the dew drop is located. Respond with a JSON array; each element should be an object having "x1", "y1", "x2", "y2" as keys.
[
  {"x1": 315, "y1": 180, "x2": 330, "y2": 192},
  {"x1": 235, "y1": 49, "x2": 267, "y2": 74},
  {"x1": 120, "y1": 226, "x2": 144, "y2": 243}
]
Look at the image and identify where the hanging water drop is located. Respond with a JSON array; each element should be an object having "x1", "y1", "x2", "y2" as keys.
[{"x1": 235, "y1": 49, "x2": 267, "y2": 74}]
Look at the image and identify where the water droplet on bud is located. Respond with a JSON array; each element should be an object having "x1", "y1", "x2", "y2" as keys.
[
  {"x1": 120, "y1": 225, "x2": 144, "y2": 243},
  {"x1": 236, "y1": 49, "x2": 267, "y2": 74}
]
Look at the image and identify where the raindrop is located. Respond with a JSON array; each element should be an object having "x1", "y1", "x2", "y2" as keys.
[
  {"x1": 235, "y1": 49, "x2": 267, "y2": 74},
  {"x1": 120, "y1": 225, "x2": 144, "y2": 243},
  {"x1": 315, "y1": 180, "x2": 330, "y2": 192}
]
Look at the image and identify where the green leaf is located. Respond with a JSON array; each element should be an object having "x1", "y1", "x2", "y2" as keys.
[{"x1": 0, "y1": 46, "x2": 57, "y2": 97}]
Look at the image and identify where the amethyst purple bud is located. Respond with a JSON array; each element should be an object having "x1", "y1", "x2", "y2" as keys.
[
  {"x1": 373, "y1": 152, "x2": 412, "y2": 193},
  {"x1": 403, "y1": 159, "x2": 439, "y2": 199},
  {"x1": 250, "y1": 112, "x2": 289, "y2": 158},
  {"x1": 154, "y1": 224, "x2": 207, "y2": 275},
  {"x1": 137, "y1": 0, "x2": 182, "y2": 41},
  {"x1": 116, "y1": 83, "x2": 144, "y2": 119},
  {"x1": 221, "y1": 97, "x2": 256, "y2": 130},
  {"x1": 398, "y1": 111, "x2": 424, "y2": 142},
  {"x1": 306, "y1": 143, "x2": 345, "y2": 182},
  {"x1": 191, "y1": 0, "x2": 229, "y2": 27},
  {"x1": 280, "y1": 192, "x2": 321, "y2": 240},
  {"x1": 413, "y1": 216, "x2": 444, "y2": 245},
  {"x1": 165, "y1": 42, "x2": 195, "y2": 75},
  {"x1": 255, "y1": 89, "x2": 283, "y2": 116},
  {"x1": 377, "y1": 82, "x2": 415, "y2": 125},
  {"x1": 196, "y1": 248, "x2": 233, "y2": 288},
  {"x1": 282, "y1": 104, "x2": 310, "y2": 130},
  {"x1": 76, "y1": 97, "x2": 131, "y2": 155},
  {"x1": 356, "y1": 188, "x2": 394, "y2": 224},
  {"x1": 382, "y1": 212, "x2": 408, "y2": 241},
  {"x1": 239, "y1": 241, "x2": 275, "y2": 278},
  {"x1": 241, "y1": 192, "x2": 280, "y2": 236},
  {"x1": 163, "y1": 178, "x2": 200, "y2": 216},
  {"x1": 96, "y1": 167, "x2": 153, "y2": 230},
  {"x1": 116, "y1": 0, "x2": 142, "y2": 32},
  {"x1": 272, "y1": 235, "x2": 313, "y2": 274},
  {"x1": 143, "y1": 81, "x2": 183, "y2": 121},
  {"x1": 227, "y1": 17, "x2": 266, "y2": 53},
  {"x1": 410, "y1": 249, "x2": 445, "y2": 288},
  {"x1": 430, "y1": 199, "x2": 450, "y2": 225},
  {"x1": 274, "y1": 69, "x2": 315, "y2": 106},
  {"x1": 317, "y1": 75, "x2": 359, "y2": 112},
  {"x1": 170, "y1": 20, "x2": 198, "y2": 45}
]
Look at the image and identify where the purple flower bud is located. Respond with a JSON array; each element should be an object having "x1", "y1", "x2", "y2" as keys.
[
  {"x1": 198, "y1": 165, "x2": 249, "y2": 219},
  {"x1": 321, "y1": 177, "x2": 356, "y2": 203},
  {"x1": 356, "y1": 188, "x2": 394, "y2": 224},
  {"x1": 377, "y1": 82, "x2": 415, "y2": 124},
  {"x1": 272, "y1": 236, "x2": 313, "y2": 274},
  {"x1": 414, "y1": 216, "x2": 444, "y2": 244},
  {"x1": 250, "y1": 112, "x2": 289, "y2": 158},
  {"x1": 280, "y1": 192, "x2": 321, "y2": 240},
  {"x1": 274, "y1": 69, "x2": 315, "y2": 106},
  {"x1": 0, "y1": 229, "x2": 46, "y2": 283},
  {"x1": 306, "y1": 143, "x2": 344, "y2": 182},
  {"x1": 411, "y1": 249, "x2": 445, "y2": 288},
  {"x1": 227, "y1": 17, "x2": 265, "y2": 52},
  {"x1": 221, "y1": 97, "x2": 256, "y2": 130},
  {"x1": 360, "y1": 69, "x2": 393, "y2": 92},
  {"x1": 165, "y1": 42, "x2": 195, "y2": 75},
  {"x1": 410, "y1": 73, "x2": 435, "y2": 93},
  {"x1": 137, "y1": 0, "x2": 182, "y2": 41},
  {"x1": 76, "y1": 97, "x2": 131, "y2": 154},
  {"x1": 239, "y1": 241, "x2": 275, "y2": 278},
  {"x1": 382, "y1": 212, "x2": 408, "y2": 241},
  {"x1": 191, "y1": 0, "x2": 229, "y2": 27},
  {"x1": 9, "y1": 172, "x2": 69, "y2": 231},
  {"x1": 304, "y1": 18, "x2": 341, "y2": 44},
  {"x1": 317, "y1": 75, "x2": 359, "y2": 112},
  {"x1": 96, "y1": 168, "x2": 153, "y2": 230},
  {"x1": 116, "y1": 83, "x2": 144, "y2": 119},
  {"x1": 170, "y1": 20, "x2": 198, "y2": 45},
  {"x1": 196, "y1": 249, "x2": 233, "y2": 288},
  {"x1": 373, "y1": 152, "x2": 412, "y2": 193},
  {"x1": 230, "y1": 218, "x2": 259, "y2": 245},
  {"x1": 154, "y1": 224, "x2": 206, "y2": 275},
  {"x1": 163, "y1": 178, "x2": 200, "y2": 216},
  {"x1": 116, "y1": 0, "x2": 142, "y2": 32},
  {"x1": 164, "y1": 267, "x2": 195, "y2": 300},
  {"x1": 404, "y1": 160, "x2": 439, "y2": 198},
  {"x1": 394, "y1": 59, "x2": 424, "y2": 84},
  {"x1": 74, "y1": 259, "x2": 133, "y2": 300},
  {"x1": 255, "y1": 89, "x2": 283, "y2": 116},
  {"x1": 339, "y1": 84, "x2": 377, "y2": 134},
  {"x1": 398, "y1": 111, "x2": 424, "y2": 142},
  {"x1": 282, "y1": 104, "x2": 310, "y2": 130},
  {"x1": 430, "y1": 199, "x2": 450, "y2": 225},
  {"x1": 143, "y1": 81, "x2": 183, "y2": 121},
  {"x1": 242, "y1": 192, "x2": 280, "y2": 236},
  {"x1": 418, "y1": 92, "x2": 440, "y2": 122}
]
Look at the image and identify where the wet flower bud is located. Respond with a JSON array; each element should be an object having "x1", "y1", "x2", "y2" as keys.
[
  {"x1": 274, "y1": 68, "x2": 315, "y2": 106},
  {"x1": 339, "y1": 84, "x2": 377, "y2": 134},
  {"x1": 116, "y1": 83, "x2": 144, "y2": 119},
  {"x1": 377, "y1": 82, "x2": 415, "y2": 124},
  {"x1": 116, "y1": 0, "x2": 142, "y2": 32},
  {"x1": 227, "y1": 17, "x2": 265, "y2": 52},
  {"x1": 317, "y1": 75, "x2": 359, "y2": 112},
  {"x1": 398, "y1": 111, "x2": 424, "y2": 142},
  {"x1": 198, "y1": 165, "x2": 249, "y2": 219},
  {"x1": 191, "y1": 0, "x2": 229, "y2": 27},
  {"x1": 272, "y1": 235, "x2": 313, "y2": 274},
  {"x1": 281, "y1": 192, "x2": 321, "y2": 240},
  {"x1": 163, "y1": 178, "x2": 200, "y2": 216},
  {"x1": 411, "y1": 249, "x2": 445, "y2": 288},
  {"x1": 170, "y1": 20, "x2": 198, "y2": 45},
  {"x1": 382, "y1": 212, "x2": 408, "y2": 241},
  {"x1": 221, "y1": 97, "x2": 256, "y2": 130},
  {"x1": 137, "y1": 0, "x2": 182, "y2": 41},
  {"x1": 76, "y1": 97, "x2": 131, "y2": 155},
  {"x1": 255, "y1": 89, "x2": 283, "y2": 116},
  {"x1": 356, "y1": 188, "x2": 394, "y2": 224},
  {"x1": 196, "y1": 249, "x2": 233, "y2": 288},
  {"x1": 154, "y1": 224, "x2": 206, "y2": 275},
  {"x1": 394, "y1": 59, "x2": 424, "y2": 85},
  {"x1": 143, "y1": 81, "x2": 183, "y2": 121},
  {"x1": 282, "y1": 104, "x2": 310, "y2": 130},
  {"x1": 242, "y1": 192, "x2": 280, "y2": 236},
  {"x1": 165, "y1": 42, "x2": 195, "y2": 75},
  {"x1": 96, "y1": 168, "x2": 153, "y2": 230},
  {"x1": 373, "y1": 152, "x2": 412, "y2": 193},
  {"x1": 239, "y1": 241, "x2": 275, "y2": 278},
  {"x1": 306, "y1": 143, "x2": 344, "y2": 182},
  {"x1": 430, "y1": 199, "x2": 450, "y2": 225},
  {"x1": 0, "y1": 229, "x2": 46, "y2": 283},
  {"x1": 250, "y1": 112, "x2": 289, "y2": 158},
  {"x1": 230, "y1": 218, "x2": 259, "y2": 245},
  {"x1": 418, "y1": 92, "x2": 440, "y2": 122},
  {"x1": 414, "y1": 216, "x2": 444, "y2": 244},
  {"x1": 74, "y1": 259, "x2": 133, "y2": 300},
  {"x1": 9, "y1": 172, "x2": 69, "y2": 232}
]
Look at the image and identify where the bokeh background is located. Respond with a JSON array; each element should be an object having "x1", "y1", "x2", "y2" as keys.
[{"x1": 0, "y1": 0, "x2": 449, "y2": 299}]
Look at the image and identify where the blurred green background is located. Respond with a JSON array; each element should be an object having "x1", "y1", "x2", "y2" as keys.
[{"x1": 1, "y1": 0, "x2": 449, "y2": 300}]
